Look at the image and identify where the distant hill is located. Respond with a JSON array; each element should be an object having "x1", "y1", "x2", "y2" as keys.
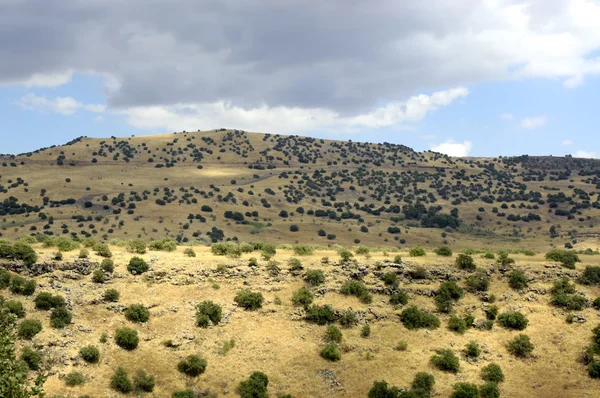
[{"x1": 1, "y1": 129, "x2": 599, "y2": 250}]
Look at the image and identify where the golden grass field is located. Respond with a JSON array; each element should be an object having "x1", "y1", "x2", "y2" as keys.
[{"x1": 4, "y1": 244, "x2": 600, "y2": 397}]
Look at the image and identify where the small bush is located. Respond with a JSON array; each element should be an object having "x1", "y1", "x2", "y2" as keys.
[
  {"x1": 100, "y1": 258, "x2": 114, "y2": 273},
  {"x1": 238, "y1": 371, "x2": 269, "y2": 398},
  {"x1": 496, "y1": 251, "x2": 515, "y2": 266},
  {"x1": 546, "y1": 249, "x2": 580, "y2": 269},
  {"x1": 430, "y1": 349, "x2": 460, "y2": 373},
  {"x1": 382, "y1": 272, "x2": 398, "y2": 286},
  {"x1": 338, "y1": 248, "x2": 354, "y2": 262},
  {"x1": 393, "y1": 255, "x2": 403, "y2": 264},
  {"x1": 484, "y1": 305, "x2": 499, "y2": 320},
  {"x1": 551, "y1": 291, "x2": 587, "y2": 310},
  {"x1": 127, "y1": 239, "x2": 147, "y2": 254},
  {"x1": 395, "y1": 341, "x2": 408, "y2": 351},
  {"x1": 320, "y1": 343, "x2": 341, "y2": 361},
  {"x1": 451, "y1": 383, "x2": 479, "y2": 398},
  {"x1": 124, "y1": 304, "x2": 150, "y2": 323},
  {"x1": 507, "y1": 334, "x2": 534, "y2": 357},
  {"x1": 293, "y1": 244, "x2": 314, "y2": 256},
  {"x1": 455, "y1": 254, "x2": 476, "y2": 271},
  {"x1": 481, "y1": 363, "x2": 504, "y2": 383},
  {"x1": 400, "y1": 306, "x2": 440, "y2": 330},
  {"x1": 479, "y1": 382, "x2": 500, "y2": 398},
  {"x1": 593, "y1": 297, "x2": 600, "y2": 310},
  {"x1": 291, "y1": 286, "x2": 313, "y2": 307},
  {"x1": 133, "y1": 369, "x2": 155, "y2": 392},
  {"x1": 288, "y1": 258, "x2": 303, "y2": 271},
  {"x1": 65, "y1": 371, "x2": 86, "y2": 387},
  {"x1": 18, "y1": 319, "x2": 43, "y2": 340},
  {"x1": 21, "y1": 346, "x2": 41, "y2": 370},
  {"x1": 111, "y1": 367, "x2": 133, "y2": 393},
  {"x1": 0, "y1": 269, "x2": 11, "y2": 288},
  {"x1": 464, "y1": 341, "x2": 481, "y2": 358},
  {"x1": 481, "y1": 252, "x2": 495, "y2": 259},
  {"x1": 338, "y1": 310, "x2": 357, "y2": 328},
  {"x1": 10, "y1": 276, "x2": 36, "y2": 296},
  {"x1": 508, "y1": 269, "x2": 528, "y2": 289},
  {"x1": 435, "y1": 281, "x2": 463, "y2": 313},
  {"x1": 103, "y1": 289, "x2": 120, "y2": 302},
  {"x1": 4, "y1": 300, "x2": 25, "y2": 318},
  {"x1": 409, "y1": 247, "x2": 426, "y2": 257},
  {"x1": 389, "y1": 290, "x2": 408, "y2": 306},
  {"x1": 324, "y1": 325, "x2": 342, "y2": 343},
  {"x1": 361, "y1": 324, "x2": 371, "y2": 337},
  {"x1": 172, "y1": 390, "x2": 195, "y2": 398},
  {"x1": 184, "y1": 247, "x2": 196, "y2": 257},
  {"x1": 55, "y1": 237, "x2": 80, "y2": 252},
  {"x1": 410, "y1": 266, "x2": 428, "y2": 279},
  {"x1": 589, "y1": 361, "x2": 600, "y2": 378},
  {"x1": 465, "y1": 270, "x2": 490, "y2": 292},
  {"x1": 94, "y1": 243, "x2": 112, "y2": 258},
  {"x1": 177, "y1": 354, "x2": 207, "y2": 377},
  {"x1": 234, "y1": 289, "x2": 264, "y2": 310},
  {"x1": 92, "y1": 269, "x2": 106, "y2": 283},
  {"x1": 304, "y1": 269, "x2": 325, "y2": 286},
  {"x1": 340, "y1": 280, "x2": 372, "y2": 304},
  {"x1": 435, "y1": 246, "x2": 453, "y2": 257},
  {"x1": 448, "y1": 316, "x2": 467, "y2": 334},
  {"x1": 196, "y1": 301, "x2": 222, "y2": 327},
  {"x1": 497, "y1": 311, "x2": 528, "y2": 330},
  {"x1": 579, "y1": 266, "x2": 600, "y2": 285},
  {"x1": 115, "y1": 327, "x2": 139, "y2": 350},
  {"x1": 50, "y1": 306, "x2": 72, "y2": 329},
  {"x1": 78, "y1": 248, "x2": 89, "y2": 259},
  {"x1": 305, "y1": 304, "x2": 335, "y2": 325},
  {"x1": 149, "y1": 238, "x2": 177, "y2": 252},
  {"x1": 80, "y1": 345, "x2": 100, "y2": 363},
  {"x1": 127, "y1": 256, "x2": 149, "y2": 275},
  {"x1": 34, "y1": 292, "x2": 65, "y2": 310}
]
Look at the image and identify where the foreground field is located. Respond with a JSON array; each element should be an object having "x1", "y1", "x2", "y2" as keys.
[{"x1": 3, "y1": 243, "x2": 600, "y2": 397}]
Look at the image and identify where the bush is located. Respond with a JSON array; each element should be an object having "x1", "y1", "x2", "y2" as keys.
[
  {"x1": 389, "y1": 290, "x2": 408, "y2": 306},
  {"x1": 546, "y1": 249, "x2": 580, "y2": 269},
  {"x1": 115, "y1": 327, "x2": 139, "y2": 350},
  {"x1": 479, "y1": 382, "x2": 500, "y2": 398},
  {"x1": 435, "y1": 281, "x2": 463, "y2": 313},
  {"x1": 20, "y1": 346, "x2": 41, "y2": 370},
  {"x1": 127, "y1": 239, "x2": 147, "y2": 254},
  {"x1": 451, "y1": 383, "x2": 479, "y2": 398},
  {"x1": 324, "y1": 325, "x2": 342, "y2": 343},
  {"x1": 80, "y1": 345, "x2": 100, "y2": 363},
  {"x1": 50, "y1": 306, "x2": 72, "y2": 328},
  {"x1": 400, "y1": 307, "x2": 440, "y2": 330},
  {"x1": 448, "y1": 316, "x2": 467, "y2": 334},
  {"x1": 184, "y1": 247, "x2": 196, "y2": 257},
  {"x1": 361, "y1": 324, "x2": 371, "y2": 337},
  {"x1": 551, "y1": 291, "x2": 587, "y2": 310},
  {"x1": 393, "y1": 255, "x2": 403, "y2": 264},
  {"x1": 177, "y1": 354, "x2": 207, "y2": 377},
  {"x1": 593, "y1": 298, "x2": 600, "y2": 310},
  {"x1": 410, "y1": 266, "x2": 428, "y2": 279},
  {"x1": 320, "y1": 343, "x2": 341, "y2": 361},
  {"x1": 100, "y1": 258, "x2": 114, "y2": 273},
  {"x1": 508, "y1": 269, "x2": 528, "y2": 289},
  {"x1": 94, "y1": 243, "x2": 112, "y2": 258},
  {"x1": 589, "y1": 361, "x2": 600, "y2": 378},
  {"x1": 10, "y1": 277, "x2": 36, "y2": 296},
  {"x1": 481, "y1": 363, "x2": 504, "y2": 383},
  {"x1": 304, "y1": 269, "x2": 325, "y2": 286},
  {"x1": 507, "y1": 334, "x2": 534, "y2": 357},
  {"x1": 305, "y1": 304, "x2": 336, "y2": 325},
  {"x1": 238, "y1": 371, "x2": 269, "y2": 398},
  {"x1": 133, "y1": 369, "x2": 155, "y2": 392},
  {"x1": 338, "y1": 310, "x2": 357, "y2": 328},
  {"x1": 579, "y1": 266, "x2": 600, "y2": 285},
  {"x1": 288, "y1": 257, "x2": 303, "y2": 271},
  {"x1": 497, "y1": 311, "x2": 528, "y2": 330},
  {"x1": 172, "y1": 390, "x2": 195, "y2": 398},
  {"x1": 382, "y1": 272, "x2": 398, "y2": 286},
  {"x1": 127, "y1": 256, "x2": 149, "y2": 275},
  {"x1": 368, "y1": 381, "x2": 400, "y2": 398},
  {"x1": 484, "y1": 305, "x2": 499, "y2": 320},
  {"x1": 430, "y1": 349, "x2": 460, "y2": 373},
  {"x1": 455, "y1": 254, "x2": 475, "y2": 271},
  {"x1": 124, "y1": 304, "x2": 150, "y2": 323},
  {"x1": 78, "y1": 248, "x2": 89, "y2": 259},
  {"x1": 17, "y1": 319, "x2": 42, "y2": 340},
  {"x1": 55, "y1": 237, "x2": 79, "y2": 252},
  {"x1": 464, "y1": 341, "x2": 481, "y2": 358},
  {"x1": 148, "y1": 238, "x2": 178, "y2": 252},
  {"x1": 103, "y1": 288, "x2": 120, "y2": 302},
  {"x1": 496, "y1": 251, "x2": 515, "y2": 266},
  {"x1": 435, "y1": 246, "x2": 453, "y2": 257},
  {"x1": 65, "y1": 371, "x2": 86, "y2": 386},
  {"x1": 340, "y1": 280, "x2": 372, "y2": 304},
  {"x1": 338, "y1": 248, "x2": 353, "y2": 262},
  {"x1": 409, "y1": 247, "x2": 426, "y2": 257},
  {"x1": 481, "y1": 252, "x2": 495, "y2": 259},
  {"x1": 465, "y1": 270, "x2": 489, "y2": 292},
  {"x1": 0, "y1": 269, "x2": 11, "y2": 288},
  {"x1": 234, "y1": 289, "x2": 264, "y2": 310},
  {"x1": 111, "y1": 367, "x2": 133, "y2": 393},
  {"x1": 291, "y1": 287, "x2": 314, "y2": 307},
  {"x1": 4, "y1": 300, "x2": 25, "y2": 318},
  {"x1": 92, "y1": 269, "x2": 106, "y2": 283},
  {"x1": 196, "y1": 301, "x2": 222, "y2": 327},
  {"x1": 293, "y1": 244, "x2": 314, "y2": 256}
]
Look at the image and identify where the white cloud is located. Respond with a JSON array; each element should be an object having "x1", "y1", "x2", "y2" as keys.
[
  {"x1": 120, "y1": 87, "x2": 468, "y2": 134},
  {"x1": 500, "y1": 113, "x2": 514, "y2": 120},
  {"x1": 15, "y1": 94, "x2": 105, "y2": 115},
  {"x1": 574, "y1": 150, "x2": 597, "y2": 158},
  {"x1": 563, "y1": 74, "x2": 584, "y2": 88},
  {"x1": 562, "y1": 139, "x2": 573, "y2": 146},
  {"x1": 520, "y1": 116, "x2": 547, "y2": 130},
  {"x1": 22, "y1": 71, "x2": 73, "y2": 88},
  {"x1": 430, "y1": 140, "x2": 473, "y2": 157}
]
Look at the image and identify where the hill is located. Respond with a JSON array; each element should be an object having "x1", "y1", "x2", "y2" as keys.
[{"x1": 1, "y1": 129, "x2": 600, "y2": 251}]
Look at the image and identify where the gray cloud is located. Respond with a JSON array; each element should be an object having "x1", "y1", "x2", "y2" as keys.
[{"x1": 1, "y1": 0, "x2": 599, "y2": 113}]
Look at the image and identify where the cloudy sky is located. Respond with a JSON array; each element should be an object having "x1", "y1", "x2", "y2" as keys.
[{"x1": 2, "y1": 0, "x2": 599, "y2": 157}]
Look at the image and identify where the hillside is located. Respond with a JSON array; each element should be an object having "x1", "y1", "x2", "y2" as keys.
[{"x1": 1, "y1": 129, "x2": 600, "y2": 251}]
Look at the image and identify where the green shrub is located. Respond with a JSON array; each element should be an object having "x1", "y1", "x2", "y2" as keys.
[
  {"x1": 507, "y1": 334, "x2": 534, "y2": 357},
  {"x1": 448, "y1": 316, "x2": 467, "y2": 334},
  {"x1": 338, "y1": 310, "x2": 357, "y2": 328},
  {"x1": 430, "y1": 349, "x2": 460, "y2": 373},
  {"x1": 50, "y1": 306, "x2": 72, "y2": 329},
  {"x1": 497, "y1": 311, "x2": 528, "y2": 330},
  {"x1": 17, "y1": 319, "x2": 42, "y2": 340},
  {"x1": 546, "y1": 249, "x2": 580, "y2": 269},
  {"x1": 4, "y1": 300, "x2": 25, "y2": 318},
  {"x1": 78, "y1": 248, "x2": 89, "y2": 259},
  {"x1": 94, "y1": 243, "x2": 112, "y2": 258},
  {"x1": 103, "y1": 289, "x2": 120, "y2": 302},
  {"x1": 389, "y1": 290, "x2": 408, "y2": 306},
  {"x1": 465, "y1": 270, "x2": 490, "y2": 292},
  {"x1": 127, "y1": 239, "x2": 147, "y2": 254},
  {"x1": 435, "y1": 281, "x2": 463, "y2": 313},
  {"x1": 248, "y1": 257, "x2": 258, "y2": 267},
  {"x1": 324, "y1": 325, "x2": 342, "y2": 343},
  {"x1": 508, "y1": 269, "x2": 528, "y2": 289},
  {"x1": 55, "y1": 237, "x2": 80, "y2": 252},
  {"x1": 589, "y1": 361, "x2": 600, "y2": 378},
  {"x1": 20, "y1": 346, "x2": 41, "y2": 370},
  {"x1": 481, "y1": 252, "x2": 495, "y2": 259},
  {"x1": 234, "y1": 289, "x2": 264, "y2": 310},
  {"x1": 400, "y1": 306, "x2": 440, "y2": 330},
  {"x1": 211, "y1": 242, "x2": 243, "y2": 257},
  {"x1": 340, "y1": 280, "x2": 372, "y2": 304},
  {"x1": 293, "y1": 244, "x2": 314, "y2": 256},
  {"x1": 291, "y1": 287, "x2": 314, "y2": 307},
  {"x1": 133, "y1": 369, "x2": 155, "y2": 392},
  {"x1": 148, "y1": 238, "x2": 177, "y2": 252},
  {"x1": 0, "y1": 269, "x2": 11, "y2": 288},
  {"x1": 338, "y1": 248, "x2": 354, "y2": 262},
  {"x1": 361, "y1": 324, "x2": 371, "y2": 337},
  {"x1": 455, "y1": 254, "x2": 476, "y2": 271},
  {"x1": 409, "y1": 247, "x2": 426, "y2": 257},
  {"x1": 481, "y1": 363, "x2": 504, "y2": 383},
  {"x1": 172, "y1": 390, "x2": 195, "y2": 398},
  {"x1": 195, "y1": 301, "x2": 222, "y2": 327},
  {"x1": 435, "y1": 246, "x2": 453, "y2": 257},
  {"x1": 10, "y1": 277, "x2": 36, "y2": 296},
  {"x1": 451, "y1": 383, "x2": 479, "y2": 398},
  {"x1": 100, "y1": 258, "x2": 114, "y2": 273},
  {"x1": 393, "y1": 255, "x2": 402, "y2": 264},
  {"x1": 80, "y1": 345, "x2": 100, "y2": 363},
  {"x1": 593, "y1": 298, "x2": 600, "y2": 310},
  {"x1": 320, "y1": 343, "x2": 341, "y2": 361},
  {"x1": 479, "y1": 382, "x2": 500, "y2": 398},
  {"x1": 496, "y1": 251, "x2": 515, "y2": 266},
  {"x1": 111, "y1": 367, "x2": 133, "y2": 393},
  {"x1": 551, "y1": 292, "x2": 587, "y2": 310},
  {"x1": 124, "y1": 304, "x2": 150, "y2": 323},
  {"x1": 579, "y1": 266, "x2": 600, "y2": 285},
  {"x1": 34, "y1": 292, "x2": 65, "y2": 310},
  {"x1": 484, "y1": 305, "x2": 499, "y2": 320},
  {"x1": 410, "y1": 266, "x2": 428, "y2": 279},
  {"x1": 305, "y1": 304, "x2": 335, "y2": 325},
  {"x1": 65, "y1": 371, "x2": 86, "y2": 387},
  {"x1": 288, "y1": 257, "x2": 303, "y2": 271},
  {"x1": 92, "y1": 269, "x2": 106, "y2": 283},
  {"x1": 238, "y1": 371, "x2": 269, "y2": 398},
  {"x1": 127, "y1": 256, "x2": 149, "y2": 275},
  {"x1": 464, "y1": 341, "x2": 481, "y2": 358},
  {"x1": 177, "y1": 354, "x2": 207, "y2": 377},
  {"x1": 382, "y1": 272, "x2": 398, "y2": 286},
  {"x1": 115, "y1": 328, "x2": 139, "y2": 350},
  {"x1": 304, "y1": 269, "x2": 325, "y2": 286},
  {"x1": 368, "y1": 381, "x2": 400, "y2": 398},
  {"x1": 184, "y1": 247, "x2": 196, "y2": 257}
]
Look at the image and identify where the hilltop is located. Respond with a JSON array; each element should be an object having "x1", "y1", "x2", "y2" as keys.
[{"x1": 1, "y1": 129, "x2": 600, "y2": 251}]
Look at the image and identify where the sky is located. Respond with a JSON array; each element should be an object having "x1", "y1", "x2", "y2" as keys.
[{"x1": 1, "y1": 0, "x2": 600, "y2": 158}]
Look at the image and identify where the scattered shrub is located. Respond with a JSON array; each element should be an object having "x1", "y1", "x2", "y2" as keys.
[
  {"x1": 184, "y1": 247, "x2": 196, "y2": 257},
  {"x1": 484, "y1": 305, "x2": 499, "y2": 321},
  {"x1": 435, "y1": 281, "x2": 463, "y2": 313},
  {"x1": 393, "y1": 255, "x2": 403, "y2": 264},
  {"x1": 382, "y1": 272, "x2": 398, "y2": 286},
  {"x1": 4, "y1": 300, "x2": 25, "y2": 318},
  {"x1": 50, "y1": 306, "x2": 72, "y2": 329},
  {"x1": 361, "y1": 324, "x2": 371, "y2": 337},
  {"x1": 338, "y1": 248, "x2": 354, "y2": 262},
  {"x1": 400, "y1": 306, "x2": 440, "y2": 330},
  {"x1": 149, "y1": 238, "x2": 177, "y2": 252},
  {"x1": 92, "y1": 269, "x2": 106, "y2": 283},
  {"x1": 448, "y1": 316, "x2": 467, "y2": 334},
  {"x1": 305, "y1": 304, "x2": 335, "y2": 325},
  {"x1": 127, "y1": 257, "x2": 149, "y2": 275},
  {"x1": 126, "y1": 239, "x2": 147, "y2": 254},
  {"x1": 409, "y1": 247, "x2": 426, "y2": 257},
  {"x1": 20, "y1": 346, "x2": 41, "y2": 370},
  {"x1": 304, "y1": 269, "x2": 325, "y2": 286},
  {"x1": 80, "y1": 345, "x2": 100, "y2": 363},
  {"x1": 410, "y1": 266, "x2": 428, "y2": 279},
  {"x1": 234, "y1": 289, "x2": 264, "y2": 310},
  {"x1": 546, "y1": 249, "x2": 580, "y2": 269},
  {"x1": 579, "y1": 266, "x2": 600, "y2": 285},
  {"x1": 291, "y1": 287, "x2": 314, "y2": 307},
  {"x1": 65, "y1": 371, "x2": 86, "y2": 387},
  {"x1": 0, "y1": 269, "x2": 10, "y2": 288},
  {"x1": 10, "y1": 277, "x2": 36, "y2": 296},
  {"x1": 238, "y1": 371, "x2": 269, "y2": 398},
  {"x1": 507, "y1": 334, "x2": 534, "y2": 357},
  {"x1": 389, "y1": 290, "x2": 408, "y2": 306},
  {"x1": 94, "y1": 243, "x2": 112, "y2": 258},
  {"x1": 481, "y1": 363, "x2": 504, "y2": 383},
  {"x1": 103, "y1": 289, "x2": 120, "y2": 302},
  {"x1": 508, "y1": 270, "x2": 528, "y2": 289},
  {"x1": 338, "y1": 310, "x2": 357, "y2": 328},
  {"x1": 340, "y1": 280, "x2": 372, "y2": 304},
  {"x1": 100, "y1": 258, "x2": 114, "y2": 273},
  {"x1": 451, "y1": 383, "x2": 479, "y2": 398},
  {"x1": 288, "y1": 258, "x2": 303, "y2": 271},
  {"x1": 455, "y1": 254, "x2": 476, "y2": 271},
  {"x1": 430, "y1": 349, "x2": 460, "y2": 373},
  {"x1": 111, "y1": 367, "x2": 133, "y2": 393},
  {"x1": 464, "y1": 341, "x2": 481, "y2": 358},
  {"x1": 133, "y1": 369, "x2": 155, "y2": 392},
  {"x1": 124, "y1": 304, "x2": 150, "y2": 323},
  {"x1": 324, "y1": 325, "x2": 342, "y2": 343},
  {"x1": 593, "y1": 298, "x2": 600, "y2": 310},
  {"x1": 496, "y1": 251, "x2": 515, "y2": 266},
  {"x1": 320, "y1": 343, "x2": 341, "y2": 361},
  {"x1": 497, "y1": 311, "x2": 528, "y2": 330},
  {"x1": 78, "y1": 248, "x2": 89, "y2": 259},
  {"x1": 115, "y1": 328, "x2": 139, "y2": 350},
  {"x1": 17, "y1": 319, "x2": 42, "y2": 340},
  {"x1": 465, "y1": 270, "x2": 490, "y2": 292},
  {"x1": 293, "y1": 244, "x2": 314, "y2": 256},
  {"x1": 177, "y1": 355, "x2": 207, "y2": 377},
  {"x1": 479, "y1": 382, "x2": 500, "y2": 398},
  {"x1": 435, "y1": 246, "x2": 453, "y2": 257},
  {"x1": 195, "y1": 301, "x2": 222, "y2": 327},
  {"x1": 34, "y1": 292, "x2": 65, "y2": 310}
]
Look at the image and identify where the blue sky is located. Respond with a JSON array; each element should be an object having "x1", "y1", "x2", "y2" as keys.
[{"x1": 1, "y1": 1, "x2": 600, "y2": 158}]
